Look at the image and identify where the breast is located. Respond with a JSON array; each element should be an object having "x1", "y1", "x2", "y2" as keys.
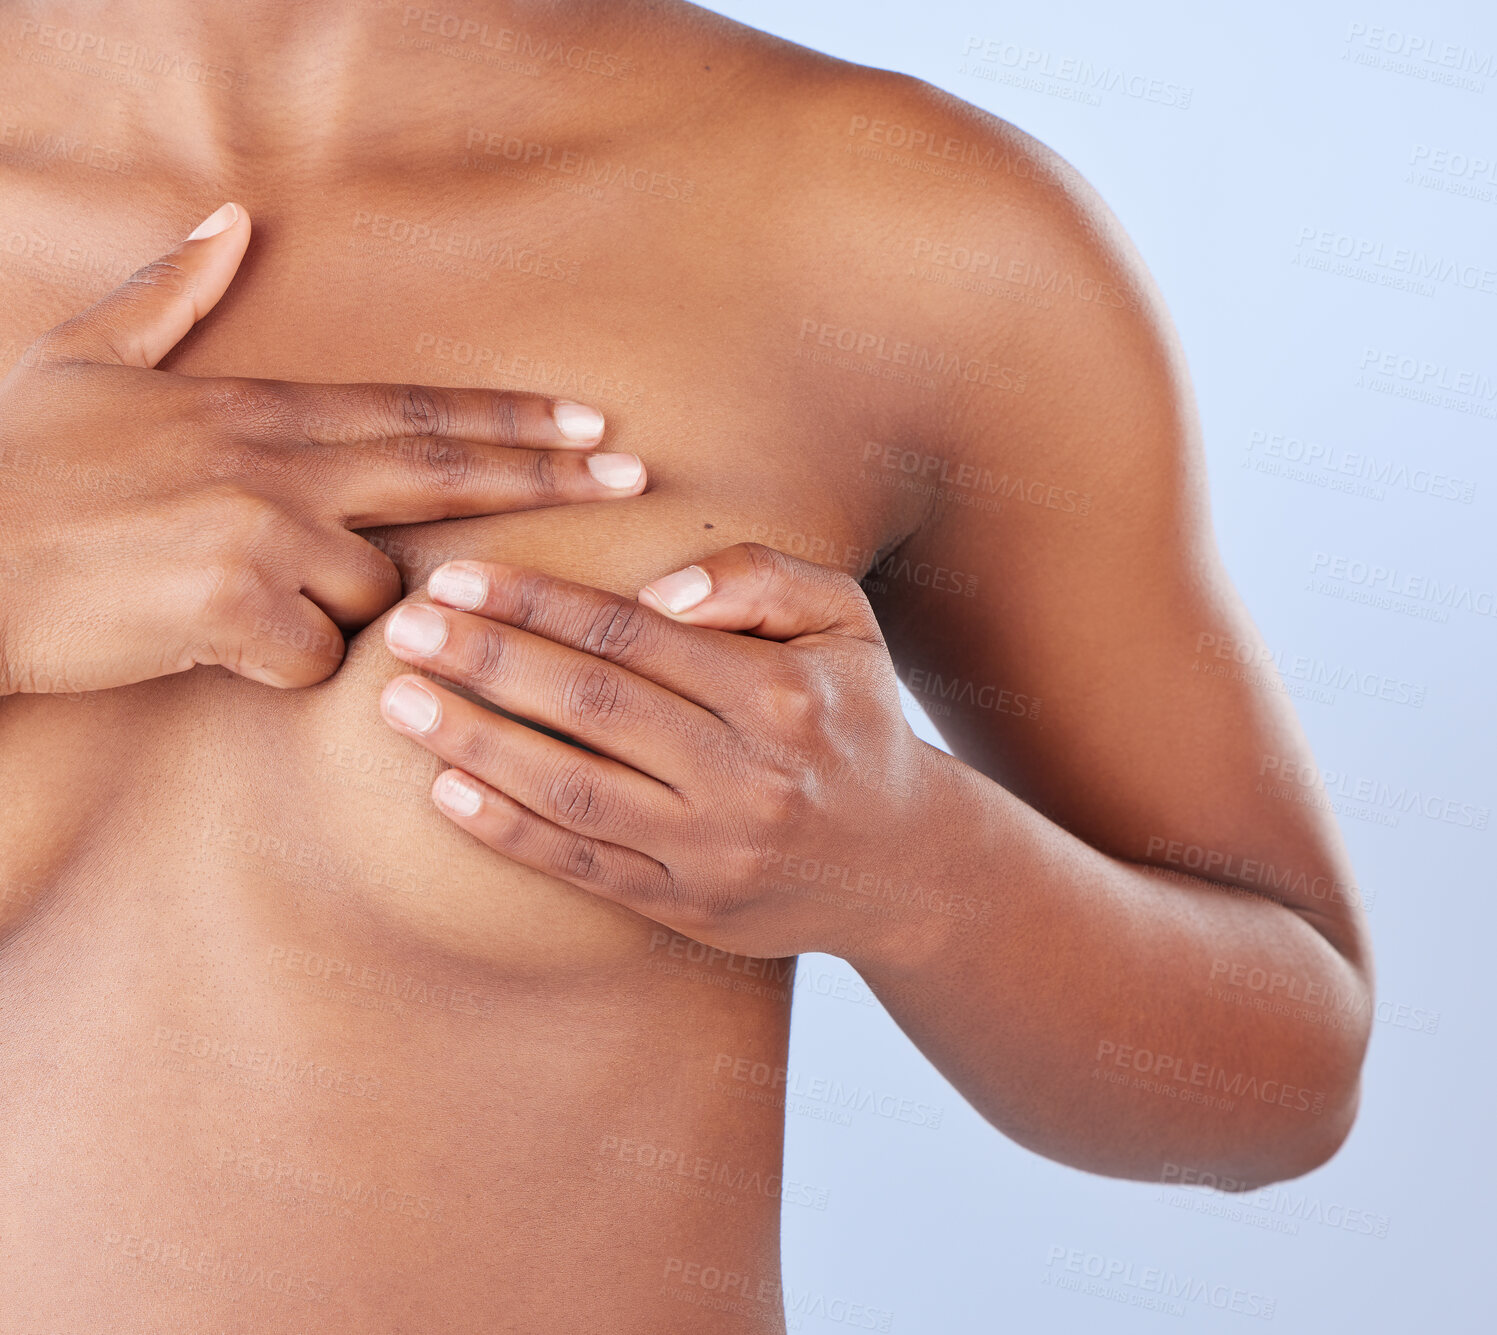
[{"x1": 0, "y1": 186, "x2": 894, "y2": 984}]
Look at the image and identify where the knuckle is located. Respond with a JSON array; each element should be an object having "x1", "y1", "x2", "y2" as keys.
[
  {"x1": 344, "y1": 570, "x2": 402, "y2": 625},
  {"x1": 488, "y1": 808, "x2": 528, "y2": 854},
  {"x1": 393, "y1": 383, "x2": 448, "y2": 437},
  {"x1": 229, "y1": 493, "x2": 292, "y2": 555},
  {"x1": 484, "y1": 392, "x2": 521, "y2": 447},
  {"x1": 766, "y1": 676, "x2": 820, "y2": 730},
  {"x1": 196, "y1": 379, "x2": 291, "y2": 434},
  {"x1": 579, "y1": 599, "x2": 651, "y2": 663},
  {"x1": 504, "y1": 572, "x2": 548, "y2": 634},
  {"x1": 357, "y1": 544, "x2": 403, "y2": 598},
  {"x1": 196, "y1": 562, "x2": 275, "y2": 639},
  {"x1": 206, "y1": 436, "x2": 299, "y2": 490},
  {"x1": 559, "y1": 831, "x2": 601, "y2": 883},
  {"x1": 739, "y1": 541, "x2": 790, "y2": 581},
  {"x1": 831, "y1": 568, "x2": 867, "y2": 602},
  {"x1": 723, "y1": 845, "x2": 765, "y2": 890},
  {"x1": 561, "y1": 662, "x2": 629, "y2": 728},
  {"x1": 545, "y1": 759, "x2": 607, "y2": 832},
  {"x1": 746, "y1": 757, "x2": 810, "y2": 828},
  {"x1": 446, "y1": 717, "x2": 500, "y2": 775},
  {"x1": 666, "y1": 876, "x2": 734, "y2": 929},
  {"x1": 407, "y1": 437, "x2": 473, "y2": 491},
  {"x1": 523, "y1": 448, "x2": 559, "y2": 499},
  {"x1": 123, "y1": 259, "x2": 192, "y2": 305},
  {"x1": 21, "y1": 328, "x2": 78, "y2": 367},
  {"x1": 461, "y1": 624, "x2": 509, "y2": 687},
  {"x1": 196, "y1": 488, "x2": 290, "y2": 560}
]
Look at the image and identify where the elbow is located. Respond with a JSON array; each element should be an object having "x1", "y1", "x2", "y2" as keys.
[
  {"x1": 1225, "y1": 1080, "x2": 1364, "y2": 1192},
  {"x1": 1219, "y1": 1016, "x2": 1371, "y2": 1191}
]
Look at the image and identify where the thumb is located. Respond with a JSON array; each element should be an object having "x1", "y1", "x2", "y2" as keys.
[
  {"x1": 637, "y1": 542, "x2": 884, "y2": 643},
  {"x1": 29, "y1": 202, "x2": 250, "y2": 369}
]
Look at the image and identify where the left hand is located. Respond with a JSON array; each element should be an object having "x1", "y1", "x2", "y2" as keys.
[{"x1": 377, "y1": 543, "x2": 934, "y2": 961}]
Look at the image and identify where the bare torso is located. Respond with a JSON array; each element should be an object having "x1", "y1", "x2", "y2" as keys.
[{"x1": 0, "y1": 5, "x2": 950, "y2": 1329}]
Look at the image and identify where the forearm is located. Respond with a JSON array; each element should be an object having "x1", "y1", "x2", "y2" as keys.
[{"x1": 842, "y1": 746, "x2": 1372, "y2": 1188}]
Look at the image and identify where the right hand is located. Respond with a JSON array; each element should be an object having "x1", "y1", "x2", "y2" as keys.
[{"x1": 0, "y1": 202, "x2": 647, "y2": 696}]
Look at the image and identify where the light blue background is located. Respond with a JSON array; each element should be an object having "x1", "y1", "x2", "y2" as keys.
[{"x1": 708, "y1": 1, "x2": 1497, "y2": 1330}]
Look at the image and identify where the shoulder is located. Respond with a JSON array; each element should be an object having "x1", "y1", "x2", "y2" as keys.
[
  {"x1": 646, "y1": 17, "x2": 1199, "y2": 475},
  {"x1": 712, "y1": 58, "x2": 1194, "y2": 458}
]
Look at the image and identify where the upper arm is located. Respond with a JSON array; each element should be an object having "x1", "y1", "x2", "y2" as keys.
[{"x1": 865, "y1": 110, "x2": 1370, "y2": 969}]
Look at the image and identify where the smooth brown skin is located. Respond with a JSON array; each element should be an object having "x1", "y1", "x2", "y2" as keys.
[{"x1": 0, "y1": 1, "x2": 1372, "y2": 1331}]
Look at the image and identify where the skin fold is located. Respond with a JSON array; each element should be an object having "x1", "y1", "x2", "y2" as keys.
[{"x1": 0, "y1": 2, "x2": 1371, "y2": 1331}]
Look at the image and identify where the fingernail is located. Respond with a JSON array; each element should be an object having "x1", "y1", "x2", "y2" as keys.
[
  {"x1": 385, "y1": 680, "x2": 440, "y2": 733},
  {"x1": 644, "y1": 565, "x2": 711, "y2": 614},
  {"x1": 386, "y1": 604, "x2": 448, "y2": 655},
  {"x1": 586, "y1": 452, "x2": 643, "y2": 491},
  {"x1": 429, "y1": 562, "x2": 486, "y2": 610},
  {"x1": 553, "y1": 401, "x2": 605, "y2": 444},
  {"x1": 186, "y1": 202, "x2": 238, "y2": 241},
  {"x1": 435, "y1": 771, "x2": 483, "y2": 817}
]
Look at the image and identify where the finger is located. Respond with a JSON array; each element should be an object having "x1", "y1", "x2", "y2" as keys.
[
  {"x1": 272, "y1": 380, "x2": 608, "y2": 451},
  {"x1": 638, "y1": 543, "x2": 883, "y2": 644},
  {"x1": 430, "y1": 769, "x2": 669, "y2": 908},
  {"x1": 382, "y1": 601, "x2": 721, "y2": 782},
  {"x1": 321, "y1": 443, "x2": 647, "y2": 528},
  {"x1": 28, "y1": 202, "x2": 250, "y2": 368},
  {"x1": 423, "y1": 560, "x2": 735, "y2": 709},
  {"x1": 217, "y1": 593, "x2": 346, "y2": 688},
  {"x1": 298, "y1": 528, "x2": 404, "y2": 632},
  {"x1": 380, "y1": 675, "x2": 679, "y2": 849}
]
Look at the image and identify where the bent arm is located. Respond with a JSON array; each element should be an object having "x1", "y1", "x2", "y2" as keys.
[
  {"x1": 851, "y1": 748, "x2": 1369, "y2": 1186},
  {"x1": 856, "y1": 114, "x2": 1371, "y2": 1185}
]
